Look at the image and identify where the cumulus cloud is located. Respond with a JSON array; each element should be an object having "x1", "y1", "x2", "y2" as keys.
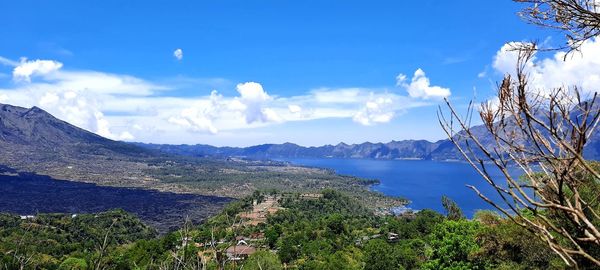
[
  {"x1": 37, "y1": 90, "x2": 135, "y2": 140},
  {"x1": 0, "y1": 56, "x2": 167, "y2": 141},
  {"x1": 353, "y1": 97, "x2": 394, "y2": 126},
  {"x1": 396, "y1": 69, "x2": 451, "y2": 99},
  {"x1": 235, "y1": 82, "x2": 281, "y2": 123},
  {"x1": 13, "y1": 58, "x2": 63, "y2": 82},
  {"x1": 174, "y1": 49, "x2": 183, "y2": 61},
  {"x1": 168, "y1": 90, "x2": 222, "y2": 134},
  {"x1": 492, "y1": 38, "x2": 600, "y2": 95},
  {"x1": 0, "y1": 55, "x2": 440, "y2": 143},
  {"x1": 168, "y1": 82, "x2": 284, "y2": 133}
]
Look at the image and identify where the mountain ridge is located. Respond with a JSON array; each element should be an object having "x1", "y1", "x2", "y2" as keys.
[
  {"x1": 0, "y1": 103, "x2": 151, "y2": 156},
  {"x1": 135, "y1": 124, "x2": 600, "y2": 162},
  {"x1": 133, "y1": 139, "x2": 465, "y2": 161},
  {"x1": 2, "y1": 102, "x2": 598, "y2": 163}
]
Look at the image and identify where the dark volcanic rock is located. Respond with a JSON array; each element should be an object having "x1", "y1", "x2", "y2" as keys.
[{"x1": 0, "y1": 165, "x2": 231, "y2": 233}]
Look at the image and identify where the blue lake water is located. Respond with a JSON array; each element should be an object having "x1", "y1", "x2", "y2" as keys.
[{"x1": 278, "y1": 158, "x2": 521, "y2": 217}]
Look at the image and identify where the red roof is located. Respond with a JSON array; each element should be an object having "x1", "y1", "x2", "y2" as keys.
[{"x1": 226, "y1": 245, "x2": 257, "y2": 256}]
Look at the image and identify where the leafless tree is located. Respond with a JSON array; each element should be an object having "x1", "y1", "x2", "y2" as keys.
[
  {"x1": 438, "y1": 45, "x2": 600, "y2": 267},
  {"x1": 4, "y1": 223, "x2": 35, "y2": 270},
  {"x1": 91, "y1": 219, "x2": 117, "y2": 270},
  {"x1": 516, "y1": 0, "x2": 600, "y2": 52},
  {"x1": 159, "y1": 211, "x2": 245, "y2": 270},
  {"x1": 161, "y1": 217, "x2": 202, "y2": 270}
]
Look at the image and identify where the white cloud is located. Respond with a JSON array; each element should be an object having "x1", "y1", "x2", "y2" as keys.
[
  {"x1": 288, "y1": 104, "x2": 302, "y2": 113},
  {"x1": 235, "y1": 82, "x2": 280, "y2": 123},
  {"x1": 492, "y1": 42, "x2": 530, "y2": 76},
  {"x1": 353, "y1": 97, "x2": 395, "y2": 126},
  {"x1": 0, "y1": 56, "x2": 167, "y2": 141},
  {"x1": 174, "y1": 49, "x2": 183, "y2": 61},
  {"x1": 312, "y1": 88, "x2": 362, "y2": 103},
  {"x1": 396, "y1": 69, "x2": 451, "y2": 99},
  {"x1": 36, "y1": 90, "x2": 135, "y2": 141},
  {"x1": 492, "y1": 38, "x2": 600, "y2": 95},
  {"x1": 168, "y1": 90, "x2": 222, "y2": 134},
  {"x1": 13, "y1": 58, "x2": 63, "y2": 82},
  {"x1": 95, "y1": 111, "x2": 135, "y2": 140},
  {"x1": 51, "y1": 71, "x2": 167, "y2": 96},
  {"x1": 0, "y1": 55, "x2": 441, "y2": 143},
  {"x1": 0, "y1": 56, "x2": 19, "y2": 66}
]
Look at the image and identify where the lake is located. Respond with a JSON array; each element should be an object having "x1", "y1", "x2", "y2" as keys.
[{"x1": 278, "y1": 158, "x2": 521, "y2": 217}]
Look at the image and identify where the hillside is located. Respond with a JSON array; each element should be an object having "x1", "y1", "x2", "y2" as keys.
[
  {"x1": 0, "y1": 103, "x2": 164, "y2": 188},
  {"x1": 0, "y1": 190, "x2": 566, "y2": 269},
  {"x1": 0, "y1": 103, "x2": 402, "y2": 208},
  {"x1": 0, "y1": 104, "x2": 151, "y2": 156}
]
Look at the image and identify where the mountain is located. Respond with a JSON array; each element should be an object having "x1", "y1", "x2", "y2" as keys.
[
  {"x1": 0, "y1": 103, "x2": 150, "y2": 156},
  {"x1": 2, "y1": 102, "x2": 598, "y2": 170},
  {"x1": 136, "y1": 121, "x2": 600, "y2": 162},
  {"x1": 0, "y1": 103, "x2": 161, "y2": 187},
  {"x1": 136, "y1": 140, "x2": 455, "y2": 160},
  {"x1": 0, "y1": 103, "x2": 392, "y2": 204}
]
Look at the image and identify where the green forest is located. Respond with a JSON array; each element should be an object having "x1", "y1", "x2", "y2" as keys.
[{"x1": 2, "y1": 186, "x2": 594, "y2": 269}]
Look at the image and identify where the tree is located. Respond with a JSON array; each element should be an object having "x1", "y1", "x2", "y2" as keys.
[
  {"x1": 423, "y1": 220, "x2": 482, "y2": 270},
  {"x1": 475, "y1": 214, "x2": 566, "y2": 269},
  {"x1": 439, "y1": 46, "x2": 600, "y2": 267},
  {"x1": 437, "y1": 0, "x2": 600, "y2": 267},
  {"x1": 516, "y1": 0, "x2": 600, "y2": 52},
  {"x1": 242, "y1": 251, "x2": 283, "y2": 270},
  {"x1": 363, "y1": 239, "x2": 398, "y2": 270},
  {"x1": 58, "y1": 257, "x2": 87, "y2": 270},
  {"x1": 441, "y1": 195, "x2": 465, "y2": 221},
  {"x1": 323, "y1": 249, "x2": 364, "y2": 270}
]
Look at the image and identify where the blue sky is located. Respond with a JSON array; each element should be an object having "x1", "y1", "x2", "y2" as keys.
[{"x1": 1, "y1": 1, "x2": 598, "y2": 146}]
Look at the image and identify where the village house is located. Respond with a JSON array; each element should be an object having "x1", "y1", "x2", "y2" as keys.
[{"x1": 225, "y1": 245, "x2": 257, "y2": 261}]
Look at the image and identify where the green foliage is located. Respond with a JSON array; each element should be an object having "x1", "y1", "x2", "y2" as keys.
[
  {"x1": 242, "y1": 251, "x2": 283, "y2": 270},
  {"x1": 423, "y1": 220, "x2": 482, "y2": 270},
  {"x1": 441, "y1": 195, "x2": 464, "y2": 221},
  {"x1": 0, "y1": 210, "x2": 156, "y2": 270},
  {"x1": 476, "y1": 217, "x2": 566, "y2": 269},
  {"x1": 143, "y1": 159, "x2": 404, "y2": 210},
  {"x1": 58, "y1": 257, "x2": 87, "y2": 270},
  {"x1": 322, "y1": 248, "x2": 364, "y2": 270},
  {"x1": 363, "y1": 239, "x2": 399, "y2": 270},
  {"x1": 0, "y1": 190, "x2": 568, "y2": 269}
]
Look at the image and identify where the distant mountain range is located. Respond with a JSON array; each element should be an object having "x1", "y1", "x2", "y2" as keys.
[
  {"x1": 135, "y1": 131, "x2": 600, "y2": 161},
  {"x1": 1, "y1": 102, "x2": 598, "y2": 165},
  {"x1": 135, "y1": 140, "x2": 456, "y2": 160},
  {"x1": 136, "y1": 114, "x2": 600, "y2": 162}
]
